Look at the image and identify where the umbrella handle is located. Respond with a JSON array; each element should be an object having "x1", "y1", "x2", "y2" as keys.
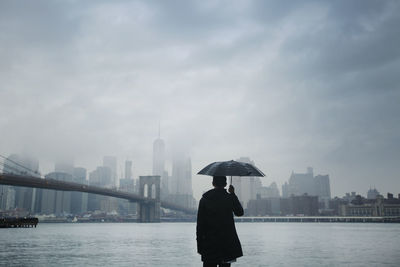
[{"x1": 230, "y1": 176, "x2": 232, "y2": 185}]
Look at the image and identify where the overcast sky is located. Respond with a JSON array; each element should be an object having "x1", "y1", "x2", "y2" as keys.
[{"x1": 1, "y1": 0, "x2": 399, "y2": 200}]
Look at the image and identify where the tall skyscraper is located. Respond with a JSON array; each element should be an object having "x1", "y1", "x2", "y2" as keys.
[
  {"x1": 71, "y1": 167, "x2": 88, "y2": 214},
  {"x1": 170, "y1": 156, "x2": 193, "y2": 195},
  {"x1": 41, "y1": 172, "x2": 73, "y2": 215},
  {"x1": 165, "y1": 155, "x2": 195, "y2": 209},
  {"x1": 125, "y1": 160, "x2": 133, "y2": 179},
  {"x1": 103, "y1": 156, "x2": 117, "y2": 187},
  {"x1": 88, "y1": 166, "x2": 116, "y2": 212},
  {"x1": 152, "y1": 138, "x2": 165, "y2": 177},
  {"x1": 153, "y1": 132, "x2": 168, "y2": 198},
  {"x1": 232, "y1": 157, "x2": 262, "y2": 208}
]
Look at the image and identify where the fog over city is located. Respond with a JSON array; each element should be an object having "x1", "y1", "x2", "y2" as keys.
[{"x1": 1, "y1": 0, "x2": 399, "y2": 200}]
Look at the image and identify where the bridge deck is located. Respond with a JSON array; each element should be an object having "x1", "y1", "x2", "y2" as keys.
[{"x1": 0, "y1": 174, "x2": 196, "y2": 214}]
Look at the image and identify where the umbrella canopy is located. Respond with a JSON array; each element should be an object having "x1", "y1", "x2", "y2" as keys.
[{"x1": 197, "y1": 160, "x2": 265, "y2": 177}]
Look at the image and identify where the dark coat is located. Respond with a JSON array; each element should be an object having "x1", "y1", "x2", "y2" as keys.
[{"x1": 196, "y1": 188, "x2": 244, "y2": 263}]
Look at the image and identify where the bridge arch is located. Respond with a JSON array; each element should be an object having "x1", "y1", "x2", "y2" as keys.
[{"x1": 139, "y1": 176, "x2": 160, "y2": 222}]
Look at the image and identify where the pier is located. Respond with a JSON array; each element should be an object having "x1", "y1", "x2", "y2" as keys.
[
  {"x1": 0, "y1": 217, "x2": 39, "y2": 228},
  {"x1": 235, "y1": 216, "x2": 400, "y2": 223}
]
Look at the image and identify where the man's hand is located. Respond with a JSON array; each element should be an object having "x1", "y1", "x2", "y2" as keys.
[{"x1": 228, "y1": 185, "x2": 235, "y2": 194}]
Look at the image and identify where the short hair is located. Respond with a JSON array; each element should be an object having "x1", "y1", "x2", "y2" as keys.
[{"x1": 213, "y1": 176, "x2": 227, "y2": 187}]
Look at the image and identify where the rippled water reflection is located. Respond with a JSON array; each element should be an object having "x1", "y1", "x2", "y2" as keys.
[{"x1": 1, "y1": 223, "x2": 400, "y2": 266}]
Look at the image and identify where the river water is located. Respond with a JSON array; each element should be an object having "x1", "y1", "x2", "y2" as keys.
[{"x1": 1, "y1": 222, "x2": 400, "y2": 266}]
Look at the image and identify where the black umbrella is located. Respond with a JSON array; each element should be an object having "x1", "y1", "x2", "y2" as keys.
[{"x1": 197, "y1": 160, "x2": 265, "y2": 184}]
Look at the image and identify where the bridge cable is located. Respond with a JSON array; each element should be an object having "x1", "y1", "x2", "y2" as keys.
[{"x1": 0, "y1": 154, "x2": 42, "y2": 177}]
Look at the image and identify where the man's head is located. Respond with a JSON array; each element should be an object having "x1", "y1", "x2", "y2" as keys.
[{"x1": 212, "y1": 176, "x2": 227, "y2": 188}]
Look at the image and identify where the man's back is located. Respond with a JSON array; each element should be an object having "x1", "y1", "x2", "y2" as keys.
[{"x1": 196, "y1": 187, "x2": 244, "y2": 264}]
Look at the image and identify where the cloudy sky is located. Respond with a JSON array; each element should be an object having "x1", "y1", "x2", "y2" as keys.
[{"x1": 1, "y1": 0, "x2": 399, "y2": 200}]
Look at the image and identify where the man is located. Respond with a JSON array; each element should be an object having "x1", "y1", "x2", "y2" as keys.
[{"x1": 196, "y1": 176, "x2": 244, "y2": 267}]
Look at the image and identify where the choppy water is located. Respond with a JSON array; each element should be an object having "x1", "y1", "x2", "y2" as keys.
[{"x1": 1, "y1": 223, "x2": 400, "y2": 266}]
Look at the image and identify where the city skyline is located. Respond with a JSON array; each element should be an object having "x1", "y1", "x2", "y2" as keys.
[
  {"x1": 0, "y1": 151, "x2": 393, "y2": 202},
  {"x1": 1, "y1": 0, "x2": 399, "y2": 202}
]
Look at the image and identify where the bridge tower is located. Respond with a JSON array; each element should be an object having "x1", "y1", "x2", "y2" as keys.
[{"x1": 138, "y1": 176, "x2": 161, "y2": 222}]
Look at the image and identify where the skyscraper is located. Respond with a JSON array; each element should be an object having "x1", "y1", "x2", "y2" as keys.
[
  {"x1": 41, "y1": 172, "x2": 73, "y2": 215},
  {"x1": 71, "y1": 167, "x2": 88, "y2": 214},
  {"x1": 282, "y1": 168, "x2": 331, "y2": 209},
  {"x1": 88, "y1": 166, "x2": 116, "y2": 212},
  {"x1": 314, "y1": 174, "x2": 331, "y2": 209},
  {"x1": 103, "y1": 156, "x2": 117, "y2": 187},
  {"x1": 152, "y1": 138, "x2": 165, "y2": 177},
  {"x1": 125, "y1": 160, "x2": 133, "y2": 180},
  {"x1": 153, "y1": 133, "x2": 168, "y2": 198},
  {"x1": 232, "y1": 157, "x2": 262, "y2": 208},
  {"x1": 166, "y1": 155, "x2": 196, "y2": 209}
]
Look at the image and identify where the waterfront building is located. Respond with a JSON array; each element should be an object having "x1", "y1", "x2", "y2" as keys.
[
  {"x1": 257, "y1": 182, "x2": 280, "y2": 199},
  {"x1": 340, "y1": 193, "x2": 400, "y2": 216},
  {"x1": 246, "y1": 194, "x2": 318, "y2": 216},
  {"x1": 343, "y1": 192, "x2": 357, "y2": 203},
  {"x1": 367, "y1": 188, "x2": 380, "y2": 199}
]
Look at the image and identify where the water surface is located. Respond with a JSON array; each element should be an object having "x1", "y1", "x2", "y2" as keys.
[{"x1": 1, "y1": 223, "x2": 399, "y2": 266}]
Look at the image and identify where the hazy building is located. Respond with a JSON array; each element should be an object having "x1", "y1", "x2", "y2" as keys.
[
  {"x1": 170, "y1": 156, "x2": 193, "y2": 196},
  {"x1": 340, "y1": 194, "x2": 400, "y2": 217},
  {"x1": 89, "y1": 166, "x2": 113, "y2": 187},
  {"x1": 119, "y1": 178, "x2": 136, "y2": 215},
  {"x1": 232, "y1": 157, "x2": 263, "y2": 208},
  {"x1": 55, "y1": 159, "x2": 74, "y2": 175},
  {"x1": 103, "y1": 156, "x2": 117, "y2": 187},
  {"x1": 343, "y1": 192, "x2": 357, "y2": 203},
  {"x1": 125, "y1": 160, "x2": 133, "y2": 179},
  {"x1": 0, "y1": 154, "x2": 40, "y2": 213},
  {"x1": 290, "y1": 195, "x2": 319, "y2": 216},
  {"x1": 285, "y1": 167, "x2": 316, "y2": 197},
  {"x1": 153, "y1": 136, "x2": 168, "y2": 198},
  {"x1": 41, "y1": 172, "x2": 73, "y2": 215},
  {"x1": 70, "y1": 167, "x2": 88, "y2": 214},
  {"x1": 314, "y1": 174, "x2": 331, "y2": 209},
  {"x1": 0, "y1": 186, "x2": 15, "y2": 211},
  {"x1": 247, "y1": 194, "x2": 318, "y2": 216},
  {"x1": 367, "y1": 188, "x2": 380, "y2": 199},
  {"x1": 247, "y1": 196, "x2": 281, "y2": 216},
  {"x1": 167, "y1": 155, "x2": 196, "y2": 209},
  {"x1": 88, "y1": 166, "x2": 116, "y2": 212},
  {"x1": 257, "y1": 182, "x2": 280, "y2": 199},
  {"x1": 282, "y1": 167, "x2": 331, "y2": 209}
]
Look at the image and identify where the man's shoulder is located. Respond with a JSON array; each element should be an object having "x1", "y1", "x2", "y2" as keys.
[{"x1": 201, "y1": 188, "x2": 230, "y2": 201}]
